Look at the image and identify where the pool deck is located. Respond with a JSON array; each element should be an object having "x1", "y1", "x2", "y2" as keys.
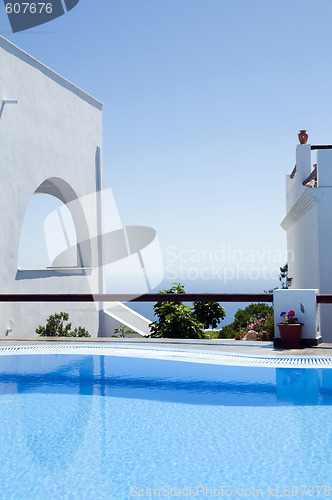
[{"x1": 1, "y1": 337, "x2": 332, "y2": 357}]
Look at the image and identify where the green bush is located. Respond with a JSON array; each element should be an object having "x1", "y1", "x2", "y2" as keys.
[
  {"x1": 149, "y1": 283, "x2": 225, "y2": 339},
  {"x1": 150, "y1": 299, "x2": 204, "y2": 340},
  {"x1": 72, "y1": 326, "x2": 90, "y2": 338},
  {"x1": 113, "y1": 325, "x2": 137, "y2": 337},
  {"x1": 193, "y1": 300, "x2": 225, "y2": 329},
  {"x1": 258, "y1": 314, "x2": 274, "y2": 341},
  {"x1": 217, "y1": 324, "x2": 238, "y2": 339},
  {"x1": 233, "y1": 303, "x2": 274, "y2": 330},
  {"x1": 36, "y1": 312, "x2": 90, "y2": 337},
  {"x1": 218, "y1": 303, "x2": 274, "y2": 341}
]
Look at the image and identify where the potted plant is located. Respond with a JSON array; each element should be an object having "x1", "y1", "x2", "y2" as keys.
[{"x1": 277, "y1": 310, "x2": 303, "y2": 348}]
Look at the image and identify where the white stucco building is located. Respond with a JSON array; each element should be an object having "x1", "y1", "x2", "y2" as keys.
[
  {"x1": 0, "y1": 35, "x2": 154, "y2": 338},
  {"x1": 281, "y1": 139, "x2": 332, "y2": 344}
]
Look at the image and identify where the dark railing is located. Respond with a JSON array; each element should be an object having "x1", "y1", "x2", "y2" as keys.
[
  {"x1": 303, "y1": 169, "x2": 317, "y2": 186},
  {"x1": 0, "y1": 293, "x2": 332, "y2": 303},
  {"x1": 317, "y1": 295, "x2": 332, "y2": 303},
  {"x1": 0, "y1": 293, "x2": 274, "y2": 303},
  {"x1": 290, "y1": 165, "x2": 297, "y2": 179}
]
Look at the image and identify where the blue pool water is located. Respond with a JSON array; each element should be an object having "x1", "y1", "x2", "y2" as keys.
[{"x1": 0, "y1": 350, "x2": 332, "y2": 499}]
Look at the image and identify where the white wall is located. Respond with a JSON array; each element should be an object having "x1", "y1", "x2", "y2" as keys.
[
  {"x1": 0, "y1": 36, "x2": 103, "y2": 337},
  {"x1": 286, "y1": 204, "x2": 319, "y2": 289},
  {"x1": 281, "y1": 144, "x2": 332, "y2": 342}
]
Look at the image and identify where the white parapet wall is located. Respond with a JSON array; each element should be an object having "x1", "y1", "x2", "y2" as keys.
[{"x1": 273, "y1": 289, "x2": 321, "y2": 346}]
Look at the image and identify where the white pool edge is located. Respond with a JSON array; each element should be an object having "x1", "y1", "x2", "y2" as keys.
[{"x1": 0, "y1": 344, "x2": 332, "y2": 368}]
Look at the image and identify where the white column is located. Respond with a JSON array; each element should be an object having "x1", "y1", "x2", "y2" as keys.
[{"x1": 296, "y1": 144, "x2": 312, "y2": 183}]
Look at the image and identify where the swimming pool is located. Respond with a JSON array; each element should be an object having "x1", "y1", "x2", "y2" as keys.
[{"x1": 0, "y1": 345, "x2": 331, "y2": 499}]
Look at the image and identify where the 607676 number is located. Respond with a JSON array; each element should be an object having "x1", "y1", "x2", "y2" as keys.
[{"x1": 5, "y1": 3, "x2": 53, "y2": 14}]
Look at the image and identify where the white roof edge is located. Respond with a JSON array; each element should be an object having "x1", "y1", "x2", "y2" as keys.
[{"x1": 0, "y1": 35, "x2": 103, "y2": 109}]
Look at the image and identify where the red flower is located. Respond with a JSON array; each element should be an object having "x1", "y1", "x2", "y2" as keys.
[{"x1": 289, "y1": 310, "x2": 295, "y2": 317}]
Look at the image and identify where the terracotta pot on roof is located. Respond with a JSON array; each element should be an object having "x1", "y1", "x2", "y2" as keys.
[{"x1": 298, "y1": 130, "x2": 308, "y2": 145}]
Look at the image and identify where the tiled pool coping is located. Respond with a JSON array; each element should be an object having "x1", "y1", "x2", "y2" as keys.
[{"x1": 1, "y1": 344, "x2": 332, "y2": 367}]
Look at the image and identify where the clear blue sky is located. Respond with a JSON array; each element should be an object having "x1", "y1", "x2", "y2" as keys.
[{"x1": 2, "y1": 0, "x2": 332, "y2": 301}]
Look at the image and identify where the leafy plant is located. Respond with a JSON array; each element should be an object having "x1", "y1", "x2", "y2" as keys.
[
  {"x1": 149, "y1": 283, "x2": 209, "y2": 339},
  {"x1": 279, "y1": 263, "x2": 293, "y2": 289},
  {"x1": 114, "y1": 325, "x2": 136, "y2": 337},
  {"x1": 218, "y1": 303, "x2": 274, "y2": 341},
  {"x1": 36, "y1": 312, "x2": 71, "y2": 337},
  {"x1": 36, "y1": 312, "x2": 90, "y2": 337},
  {"x1": 193, "y1": 299, "x2": 225, "y2": 329},
  {"x1": 233, "y1": 303, "x2": 274, "y2": 331},
  {"x1": 245, "y1": 314, "x2": 274, "y2": 341},
  {"x1": 265, "y1": 263, "x2": 293, "y2": 292},
  {"x1": 72, "y1": 326, "x2": 90, "y2": 337},
  {"x1": 259, "y1": 314, "x2": 274, "y2": 340},
  {"x1": 217, "y1": 323, "x2": 238, "y2": 339}
]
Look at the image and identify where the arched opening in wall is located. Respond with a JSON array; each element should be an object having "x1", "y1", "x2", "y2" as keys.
[
  {"x1": 18, "y1": 193, "x2": 78, "y2": 269},
  {"x1": 18, "y1": 177, "x2": 92, "y2": 271}
]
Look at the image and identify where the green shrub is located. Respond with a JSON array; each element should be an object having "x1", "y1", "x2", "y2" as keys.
[
  {"x1": 257, "y1": 314, "x2": 274, "y2": 341},
  {"x1": 36, "y1": 312, "x2": 90, "y2": 337},
  {"x1": 150, "y1": 283, "x2": 225, "y2": 339},
  {"x1": 72, "y1": 326, "x2": 90, "y2": 338},
  {"x1": 193, "y1": 300, "x2": 225, "y2": 329},
  {"x1": 114, "y1": 325, "x2": 137, "y2": 337},
  {"x1": 218, "y1": 304, "x2": 274, "y2": 341},
  {"x1": 217, "y1": 324, "x2": 238, "y2": 339},
  {"x1": 150, "y1": 301, "x2": 204, "y2": 339},
  {"x1": 233, "y1": 303, "x2": 274, "y2": 330}
]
